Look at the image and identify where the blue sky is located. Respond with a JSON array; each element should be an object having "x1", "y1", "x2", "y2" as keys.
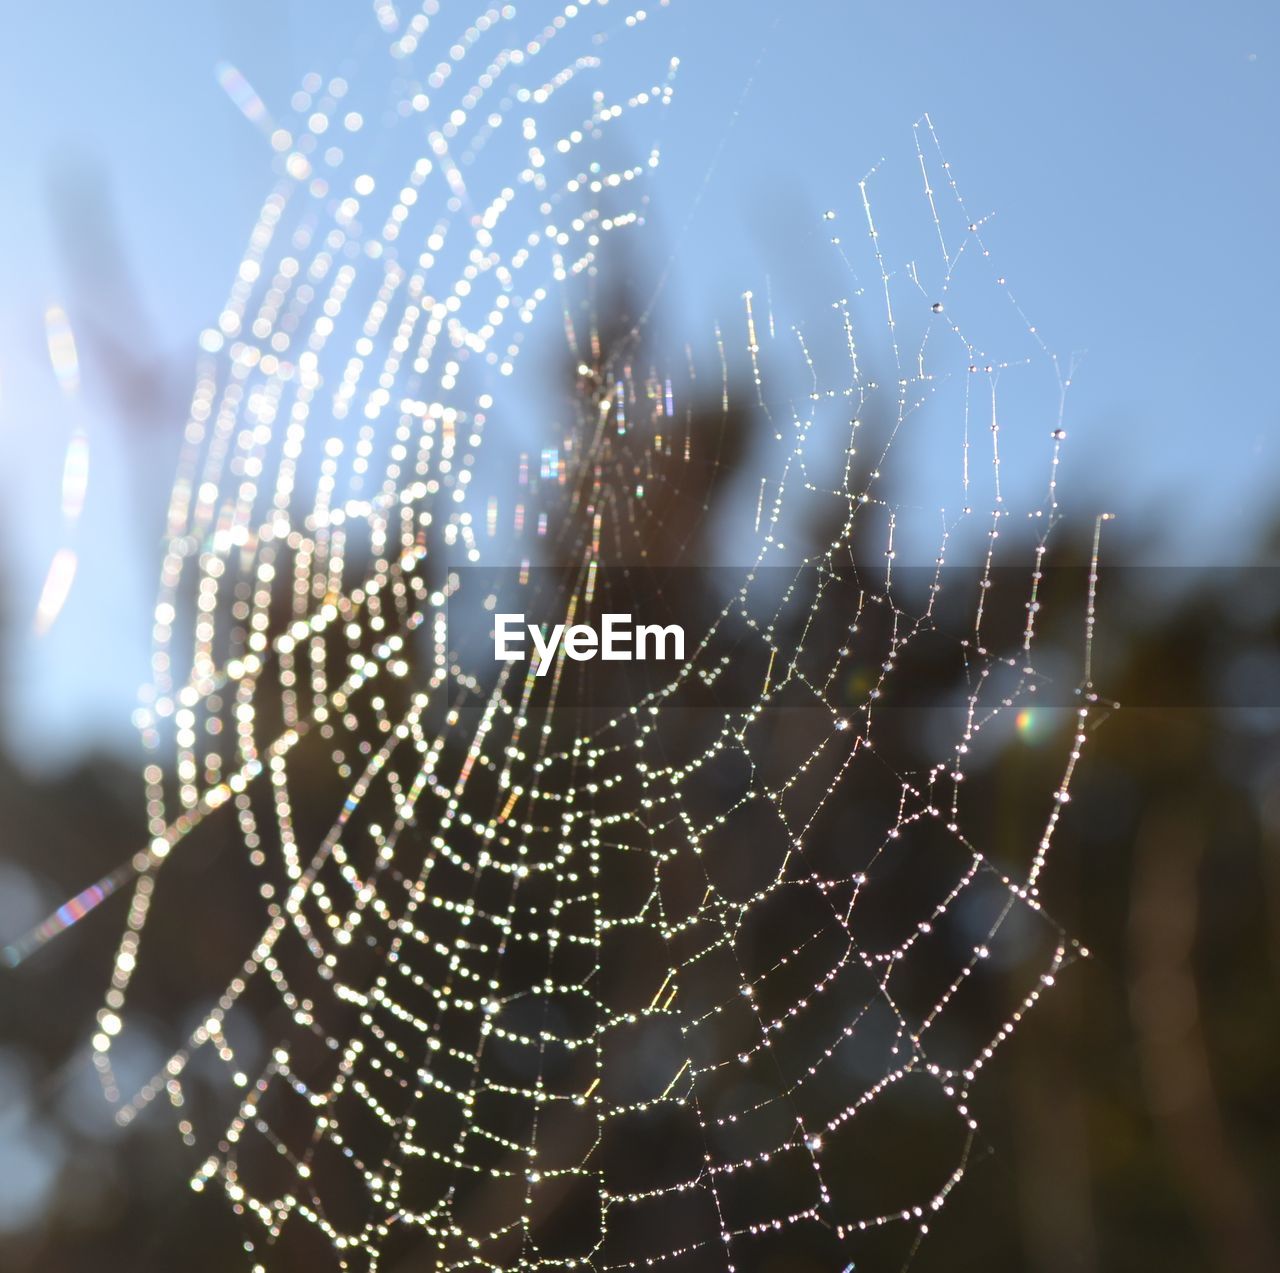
[{"x1": 0, "y1": 0, "x2": 1276, "y2": 765}]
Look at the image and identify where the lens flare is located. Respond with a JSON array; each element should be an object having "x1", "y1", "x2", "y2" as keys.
[
  {"x1": 60, "y1": 428, "x2": 90, "y2": 521},
  {"x1": 43, "y1": 305, "x2": 79, "y2": 394},
  {"x1": 33, "y1": 548, "x2": 77, "y2": 635},
  {"x1": 215, "y1": 61, "x2": 270, "y2": 131}
]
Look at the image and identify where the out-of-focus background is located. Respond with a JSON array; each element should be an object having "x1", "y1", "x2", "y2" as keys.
[{"x1": 0, "y1": 3, "x2": 1277, "y2": 1270}]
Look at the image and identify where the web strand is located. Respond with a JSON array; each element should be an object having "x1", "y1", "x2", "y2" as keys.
[{"x1": 20, "y1": 8, "x2": 1109, "y2": 1269}]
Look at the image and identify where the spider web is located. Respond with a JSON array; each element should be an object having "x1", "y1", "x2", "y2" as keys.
[{"x1": 28, "y1": 4, "x2": 1110, "y2": 1269}]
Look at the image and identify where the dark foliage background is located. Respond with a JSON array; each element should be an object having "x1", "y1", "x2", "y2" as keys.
[{"x1": 1, "y1": 348, "x2": 1277, "y2": 1270}]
